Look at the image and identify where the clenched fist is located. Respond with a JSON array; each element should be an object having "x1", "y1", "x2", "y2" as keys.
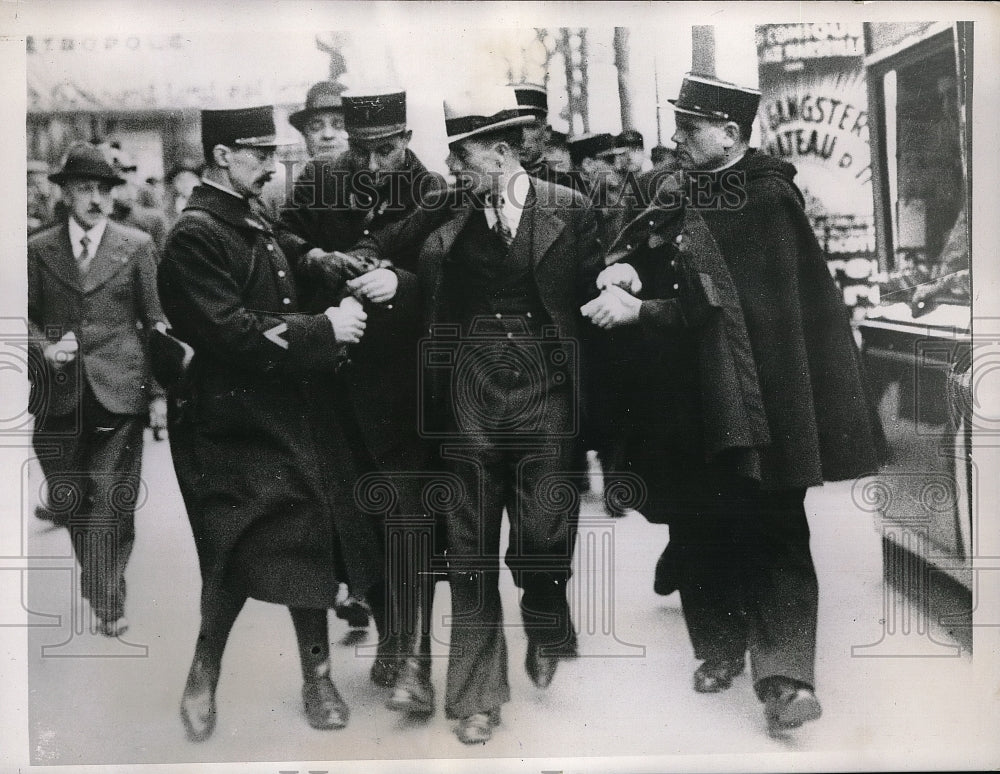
[
  {"x1": 324, "y1": 295, "x2": 368, "y2": 344},
  {"x1": 596, "y1": 263, "x2": 643, "y2": 295}
]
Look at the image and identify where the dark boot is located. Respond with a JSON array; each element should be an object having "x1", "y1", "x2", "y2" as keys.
[
  {"x1": 367, "y1": 585, "x2": 404, "y2": 688},
  {"x1": 521, "y1": 572, "x2": 577, "y2": 689},
  {"x1": 385, "y1": 577, "x2": 435, "y2": 716}
]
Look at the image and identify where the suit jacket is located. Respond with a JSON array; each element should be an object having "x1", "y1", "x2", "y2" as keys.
[
  {"x1": 419, "y1": 180, "x2": 601, "y2": 337},
  {"x1": 28, "y1": 218, "x2": 166, "y2": 417}
]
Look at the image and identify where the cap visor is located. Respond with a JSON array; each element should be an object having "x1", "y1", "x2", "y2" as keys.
[{"x1": 447, "y1": 114, "x2": 534, "y2": 146}]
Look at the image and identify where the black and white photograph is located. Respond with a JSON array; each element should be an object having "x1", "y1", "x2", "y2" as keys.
[{"x1": 1, "y1": 2, "x2": 999, "y2": 772}]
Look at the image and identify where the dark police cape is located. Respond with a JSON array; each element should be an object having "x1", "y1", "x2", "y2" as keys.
[{"x1": 604, "y1": 150, "x2": 886, "y2": 521}]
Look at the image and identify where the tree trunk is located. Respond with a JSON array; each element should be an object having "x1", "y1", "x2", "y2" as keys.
[{"x1": 614, "y1": 27, "x2": 634, "y2": 131}]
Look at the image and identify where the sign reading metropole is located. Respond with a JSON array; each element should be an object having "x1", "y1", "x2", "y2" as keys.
[
  {"x1": 26, "y1": 33, "x2": 328, "y2": 112},
  {"x1": 756, "y1": 23, "x2": 873, "y2": 257}
]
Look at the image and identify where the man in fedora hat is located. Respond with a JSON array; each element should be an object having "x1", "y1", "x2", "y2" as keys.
[
  {"x1": 28, "y1": 142, "x2": 167, "y2": 638},
  {"x1": 158, "y1": 105, "x2": 376, "y2": 741},
  {"x1": 582, "y1": 73, "x2": 885, "y2": 734},
  {"x1": 289, "y1": 80, "x2": 349, "y2": 160},
  {"x1": 353, "y1": 85, "x2": 601, "y2": 743}
]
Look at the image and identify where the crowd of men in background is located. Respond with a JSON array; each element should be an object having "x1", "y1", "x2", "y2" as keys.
[{"x1": 27, "y1": 74, "x2": 884, "y2": 747}]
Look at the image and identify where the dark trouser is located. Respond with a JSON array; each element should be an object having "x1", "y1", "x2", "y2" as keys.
[
  {"x1": 191, "y1": 584, "x2": 331, "y2": 681},
  {"x1": 442, "y1": 383, "x2": 578, "y2": 720},
  {"x1": 670, "y1": 481, "x2": 818, "y2": 695},
  {"x1": 34, "y1": 385, "x2": 144, "y2": 622}
]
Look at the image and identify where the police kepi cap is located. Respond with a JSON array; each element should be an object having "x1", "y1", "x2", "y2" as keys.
[
  {"x1": 567, "y1": 132, "x2": 616, "y2": 166},
  {"x1": 616, "y1": 129, "x2": 644, "y2": 150},
  {"x1": 48, "y1": 142, "x2": 126, "y2": 187},
  {"x1": 513, "y1": 83, "x2": 548, "y2": 120},
  {"x1": 443, "y1": 86, "x2": 534, "y2": 145},
  {"x1": 342, "y1": 91, "x2": 407, "y2": 142},
  {"x1": 201, "y1": 106, "x2": 292, "y2": 160},
  {"x1": 668, "y1": 73, "x2": 761, "y2": 128},
  {"x1": 288, "y1": 81, "x2": 345, "y2": 133}
]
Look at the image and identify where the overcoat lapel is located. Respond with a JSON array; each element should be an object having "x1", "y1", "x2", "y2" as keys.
[
  {"x1": 526, "y1": 184, "x2": 565, "y2": 268},
  {"x1": 39, "y1": 224, "x2": 83, "y2": 292}
]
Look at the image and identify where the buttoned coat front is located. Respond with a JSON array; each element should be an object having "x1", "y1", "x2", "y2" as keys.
[{"x1": 157, "y1": 184, "x2": 384, "y2": 609}]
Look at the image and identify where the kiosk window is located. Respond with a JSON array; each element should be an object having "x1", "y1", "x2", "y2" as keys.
[{"x1": 881, "y1": 45, "x2": 968, "y2": 292}]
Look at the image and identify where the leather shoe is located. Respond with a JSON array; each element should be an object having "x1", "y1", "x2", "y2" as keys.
[
  {"x1": 763, "y1": 679, "x2": 822, "y2": 732},
  {"x1": 525, "y1": 642, "x2": 560, "y2": 689},
  {"x1": 334, "y1": 594, "x2": 370, "y2": 629},
  {"x1": 97, "y1": 616, "x2": 129, "y2": 638},
  {"x1": 370, "y1": 654, "x2": 402, "y2": 688},
  {"x1": 302, "y1": 676, "x2": 349, "y2": 730},
  {"x1": 34, "y1": 505, "x2": 67, "y2": 527},
  {"x1": 180, "y1": 659, "x2": 219, "y2": 743},
  {"x1": 455, "y1": 708, "x2": 500, "y2": 744},
  {"x1": 385, "y1": 658, "x2": 434, "y2": 716},
  {"x1": 693, "y1": 657, "x2": 745, "y2": 693}
]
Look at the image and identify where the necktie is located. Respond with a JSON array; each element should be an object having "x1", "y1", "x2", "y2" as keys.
[
  {"x1": 489, "y1": 193, "x2": 514, "y2": 247},
  {"x1": 77, "y1": 234, "x2": 93, "y2": 276}
]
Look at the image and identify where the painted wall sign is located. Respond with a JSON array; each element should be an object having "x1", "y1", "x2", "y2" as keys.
[{"x1": 757, "y1": 23, "x2": 874, "y2": 257}]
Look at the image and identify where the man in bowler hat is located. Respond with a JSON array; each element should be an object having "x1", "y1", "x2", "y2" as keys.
[
  {"x1": 158, "y1": 105, "x2": 375, "y2": 740},
  {"x1": 582, "y1": 73, "x2": 885, "y2": 734},
  {"x1": 28, "y1": 142, "x2": 167, "y2": 637}
]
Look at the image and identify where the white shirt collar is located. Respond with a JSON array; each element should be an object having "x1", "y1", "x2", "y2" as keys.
[
  {"x1": 484, "y1": 167, "x2": 531, "y2": 238},
  {"x1": 201, "y1": 175, "x2": 244, "y2": 200},
  {"x1": 68, "y1": 216, "x2": 108, "y2": 259},
  {"x1": 704, "y1": 150, "x2": 747, "y2": 174}
]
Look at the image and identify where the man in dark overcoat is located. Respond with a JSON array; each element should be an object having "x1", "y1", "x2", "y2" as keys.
[
  {"x1": 358, "y1": 86, "x2": 601, "y2": 744},
  {"x1": 28, "y1": 142, "x2": 167, "y2": 638},
  {"x1": 279, "y1": 89, "x2": 435, "y2": 693},
  {"x1": 157, "y1": 106, "x2": 375, "y2": 741},
  {"x1": 282, "y1": 89, "x2": 443, "y2": 276},
  {"x1": 582, "y1": 74, "x2": 885, "y2": 734}
]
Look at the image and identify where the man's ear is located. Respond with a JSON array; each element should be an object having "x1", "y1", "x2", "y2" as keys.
[
  {"x1": 212, "y1": 144, "x2": 231, "y2": 168},
  {"x1": 722, "y1": 122, "x2": 742, "y2": 149}
]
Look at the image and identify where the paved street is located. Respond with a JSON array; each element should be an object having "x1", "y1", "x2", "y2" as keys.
[{"x1": 23, "y1": 430, "x2": 993, "y2": 769}]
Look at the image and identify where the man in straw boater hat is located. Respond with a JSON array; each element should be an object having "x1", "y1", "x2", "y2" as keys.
[
  {"x1": 28, "y1": 142, "x2": 167, "y2": 638},
  {"x1": 349, "y1": 85, "x2": 602, "y2": 743},
  {"x1": 582, "y1": 73, "x2": 885, "y2": 734},
  {"x1": 158, "y1": 105, "x2": 378, "y2": 741}
]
